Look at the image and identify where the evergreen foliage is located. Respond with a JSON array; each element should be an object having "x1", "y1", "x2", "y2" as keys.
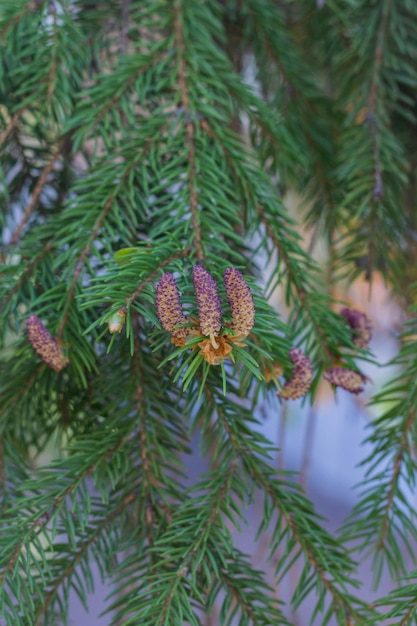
[{"x1": 1, "y1": 0, "x2": 417, "y2": 624}]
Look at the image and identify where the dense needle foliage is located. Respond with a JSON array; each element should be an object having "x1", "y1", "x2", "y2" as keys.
[{"x1": 1, "y1": 1, "x2": 417, "y2": 624}]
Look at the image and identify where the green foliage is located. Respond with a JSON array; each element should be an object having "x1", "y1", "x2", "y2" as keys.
[{"x1": 1, "y1": 0, "x2": 417, "y2": 624}]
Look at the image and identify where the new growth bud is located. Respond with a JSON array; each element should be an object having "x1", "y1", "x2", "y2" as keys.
[
  {"x1": 277, "y1": 348, "x2": 313, "y2": 400},
  {"x1": 192, "y1": 265, "x2": 222, "y2": 345},
  {"x1": 223, "y1": 267, "x2": 255, "y2": 337},
  {"x1": 26, "y1": 314, "x2": 69, "y2": 372},
  {"x1": 323, "y1": 368, "x2": 366, "y2": 394},
  {"x1": 340, "y1": 307, "x2": 372, "y2": 349},
  {"x1": 108, "y1": 307, "x2": 126, "y2": 334},
  {"x1": 155, "y1": 273, "x2": 188, "y2": 346}
]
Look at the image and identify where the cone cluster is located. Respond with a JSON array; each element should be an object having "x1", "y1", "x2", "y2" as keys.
[
  {"x1": 155, "y1": 265, "x2": 255, "y2": 364},
  {"x1": 275, "y1": 308, "x2": 373, "y2": 400}
]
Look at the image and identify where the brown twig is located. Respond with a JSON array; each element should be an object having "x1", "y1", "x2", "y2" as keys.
[
  {"x1": 362, "y1": 0, "x2": 392, "y2": 283},
  {"x1": 132, "y1": 328, "x2": 155, "y2": 557},
  {"x1": 46, "y1": 1, "x2": 58, "y2": 100},
  {"x1": 173, "y1": 2, "x2": 203, "y2": 262},
  {"x1": 0, "y1": 107, "x2": 26, "y2": 150},
  {"x1": 277, "y1": 401, "x2": 287, "y2": 471},
  {"x1": 120, "y1": 0, "x2": 130, "y2": 55},
  {"x1": 10, "y1": 142, "x2": 63, "y2": 245},
  {"x1": 125, "y1": 247, "x2": 191, "y2": 307},
  {"x1": 300, "y1": 407, "x2": 317, "y2": 491}
]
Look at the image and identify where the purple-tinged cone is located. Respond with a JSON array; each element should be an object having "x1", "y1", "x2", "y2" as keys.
[
  {"x1": 156, "y1": 273, "x2": 188, "y2": 345},
  {"x1": 340, "y1": 308, "x2": 372, "y2": 349},
  {"x1": 277, "y1": 348, "x2": 313, "y2": 400},
  {"x1": 192, "y1": 265, "x2": 222, "y2": 342},
  {"x1": 324, "y1": 368, "x2": 366, "y2": 394},
  {"x1": 224, "y1": 267, "x2": 255, "y2": 337},
  {"x1": 26, "y1": 314, "x2": 69, "y2": 372}
]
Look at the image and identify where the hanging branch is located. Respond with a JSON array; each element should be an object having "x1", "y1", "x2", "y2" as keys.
[
  {"x1": 34, "y1": 492, "x2": 136, "y2": 624},
  {"x1": 0, "y1": 434, "x2": 128, "y2": 590}
]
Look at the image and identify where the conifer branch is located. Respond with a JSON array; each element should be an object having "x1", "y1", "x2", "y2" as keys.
[
  {"x1": 133, "y1": 331, "x2": 157, "y2": 559},
  {"x1": 2, "y1": 2, "x2": 417, "y2": 622},
  {"x1": 156, "y1": 460, "x2": 236, "y2": 625},
  {"x1": 399, "y1": 603, "x2": 417, "y2": 626},
  {"x1": 57, "y1": 158, "x2": 142, "y2": 338},
  {"x1": 34, "y1": 491, "x2": 136, "y2": 624},
  {"x1": 204, "y1": 387, "x2": 369, "y2": 621},
  {"x1": 10, "y1": 142, "x2": 63, "y2": 245},
  {"x1": 0, "y1": 439, "x2": 4, "y2": 512},
  {"x1": 257, "y1": 205, "x2": 333, "y2": 361},
  {"x1": 0, "y1": 435, "x2": 127, "y2": 590},
  {"x1": 94, "y1": 53, "x2": 165, "y2": 128},
  {"x1": 364, "y1": 0, "x2": 392, "y2": 278},
  {"x1": 377, "y1": 410, "x2": 414, "y2": 552}
]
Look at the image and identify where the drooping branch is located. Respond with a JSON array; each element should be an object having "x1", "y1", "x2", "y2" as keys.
[
  {"x1": 377, "y1": 410, "x2": 415, "y2": 552},
  {"x1": 34, "y1": 491, "x2": 136, "y2": 624},
  {"x1": 0, "y1": 435, "x2": 128, "y2": 590}
]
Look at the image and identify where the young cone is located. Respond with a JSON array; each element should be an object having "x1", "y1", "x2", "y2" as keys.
[
  {"x1": 277, "y1": 348, "x2": 313, "y2": 400},
  {"x1": 27, "y1": 314, "x2": 69, "y2": 372},
  {"x1": 324, "y1": 368, "x2": 366, "y2": 394},
  {"x1": 223, "y1": 267, "x2": 255, "y2": 337},
  {"x1": 192, "y1": 265, "x2": 222, "y2": 346},
  {"x1": 340, "y1": 308, "x2": 372, "y2": 349},
  {"x1": 156, "y1": 273, "x2": 188, "y2": 346}
]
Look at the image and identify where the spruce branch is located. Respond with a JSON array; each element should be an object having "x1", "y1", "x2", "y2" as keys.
[
  {"x1": 0, "y1": 430, "x2": 128, "y2": 593},
  {"x1": 377, "y1": 410, "x2": 415, "y2": 553},
  {"x1": 201, "y1": 384, "x2": 376, "y2": 623},
  {"x1": 2, "y1": 1, "x2": 417, "y2": 624},
  {"x1": 373, "y1": 571, "x2": 417, "y2": 624},
  {"x1": 56, "y1": 153, "x2": 145, "y2": 339},
  {"x1": 34, "y1": 491, "x2": 136, "y2": 624},
  {"x1": 341, "y1": 312, "x2": 417, "y2": 584}
]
